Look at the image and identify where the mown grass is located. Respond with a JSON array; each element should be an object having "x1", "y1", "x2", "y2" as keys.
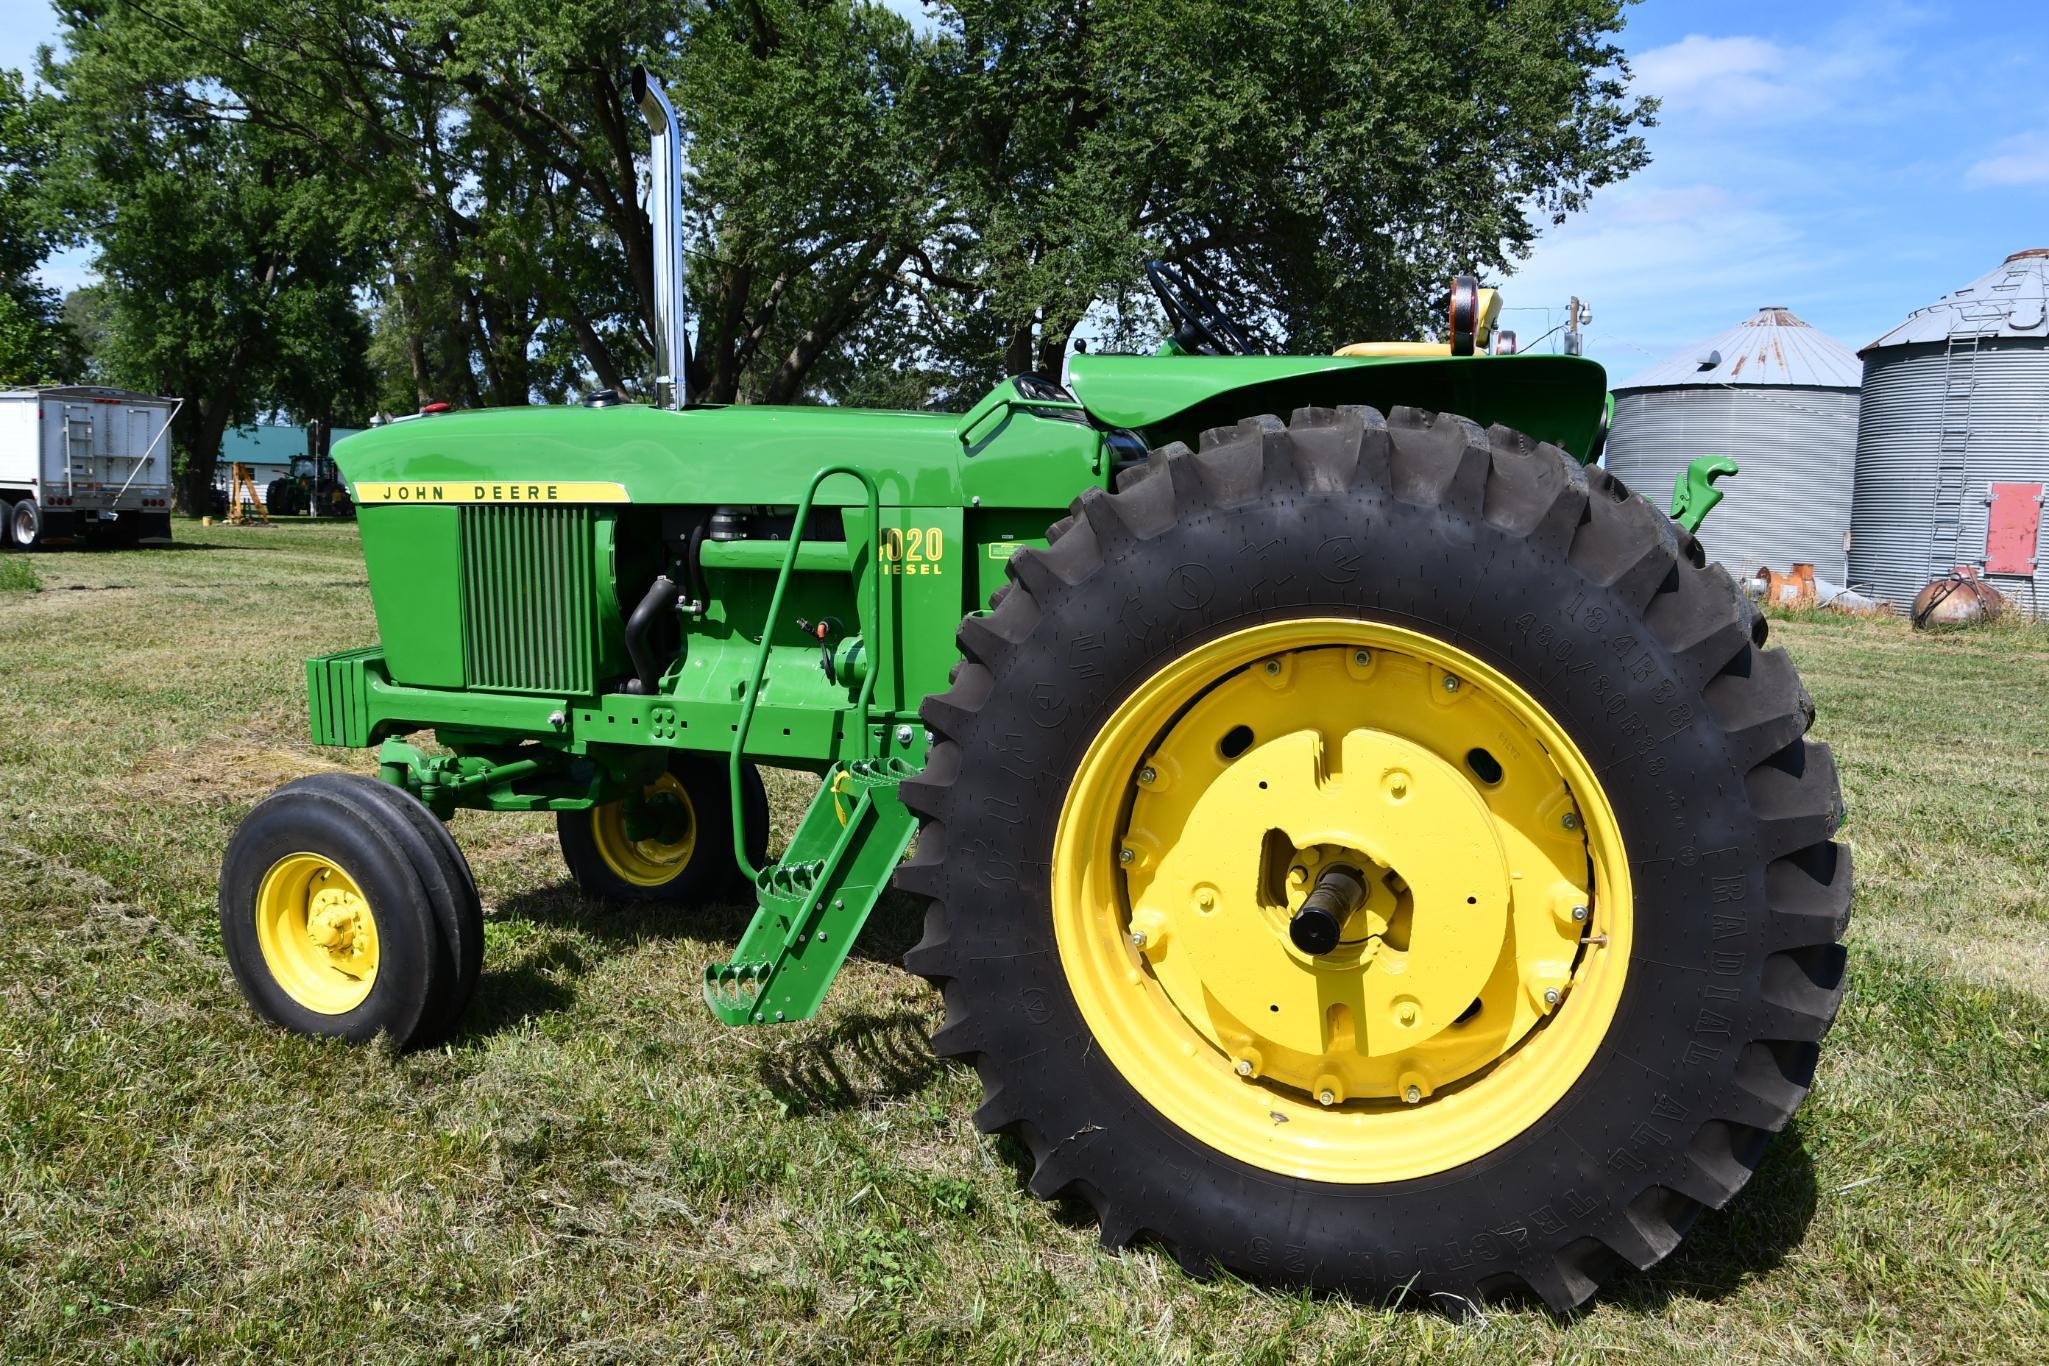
[
  {"x1": 2, "y1": 521, "x2": 2046, "y2": 1362},
  {"x1": 0, "y1": 556, "x2": 41, "y2": 592}
]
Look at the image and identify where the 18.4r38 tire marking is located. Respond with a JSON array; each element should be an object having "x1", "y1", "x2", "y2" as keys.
[{"x1": 897, "y1": 405, "x2": 1849, "y2": 1310}]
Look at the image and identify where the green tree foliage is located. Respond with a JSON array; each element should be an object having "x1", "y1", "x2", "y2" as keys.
[
  {"x1": 933, "y1": 0, "x2": 1654, "y2": 378},
  {"x1": 43, "y1": 8, "x2": 376, "y2": 508},
  {"x1": 0, "y1": 67, "x2": 80, "y2": 385},
  {"x1": 41, "y1": 0, "x2": 1650, "y2": 428}
]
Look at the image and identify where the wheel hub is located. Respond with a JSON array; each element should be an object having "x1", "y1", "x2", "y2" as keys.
[
  {"x1": 594, "y1": 771, "x2": 698, "y2": 887},
  {"x1": 253, "y1": 853, "x2": 381, "y2": 1014},
  {"x1": 306, "y1": 887, "x2": 371, "y2": 964},
  {"x1": 1055, "y1": 628, "x2": 1620, "y2": 1176}
]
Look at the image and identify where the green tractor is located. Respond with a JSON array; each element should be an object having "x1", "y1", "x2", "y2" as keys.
[
  {"x1": 265, "y1": 448, "x2": 356, "y2": 520},
  {"x1": 218, "y1": 72, "x2": 1847, "y2": 1309}
]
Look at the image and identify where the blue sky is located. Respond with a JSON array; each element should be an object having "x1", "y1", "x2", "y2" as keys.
[
  {"x1": 1502, "y1": 0, "x2": 2049, "y2": 380},
  {"x1": 9, "y1": 0, "x2": 2047, "y2": 385}
]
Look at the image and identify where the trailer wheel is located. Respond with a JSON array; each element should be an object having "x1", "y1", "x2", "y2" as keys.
[
  {"x1": 557, "y1": 754, "x2": 768, "y2": 904},
  {"x1": 9, "y1": 498, "x2": 42, "y2": 550},
  {"x1": 901, "y1": 406, "x2": 1848, "y2": 1309},
  {"x1": 221, "y1": 774, "x2": 480, "y2": 1048}
]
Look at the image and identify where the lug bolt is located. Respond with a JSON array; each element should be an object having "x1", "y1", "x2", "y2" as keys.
[
  {"x1": 1442, "y1": 675, "x2": 1461, "y2": 693},
  {"x1": 1234, "y1": 1058, "x2": 1254, "y2": 1077},
  {"x1": 1570, "y1": 904, "x2": 1589, "y2": 923},
  {"x1": 1317, "y1": 1089, "x2": 1336, "y2": 1107},
  {"x1": 1403, "y1": 1085, "x2": 1423, "y2": 1105},
  {"x1": 1562, "y1": 812, "x2": 1581, "y2": 831},
  {"x1": 1264, "y1": 659, "x2": 1282, "y2": 676},
  {"x1": 1397, "y1": 1002, "x2": 1418, "y2": 1027},
  {"x1": 1138, "y1": 765, "x2": 1158, "y2": 785},
  {"x1": 1129, "y1": 931, "x2": 1148, "y2": 950},
  {"x1": 1353, "y1": 649, "x2": 1371, "y2": 667},
  {"x1": 1543, "y1": 987, "x2": 1561, "y2": 1007},
  {"x1": 1118, "y1": 847, "x2": 1136, "y2": 865}
]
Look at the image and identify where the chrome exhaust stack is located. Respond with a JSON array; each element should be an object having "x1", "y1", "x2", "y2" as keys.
[{"x1": 633, "y1": 66, "x2": 688, "y2": 409}]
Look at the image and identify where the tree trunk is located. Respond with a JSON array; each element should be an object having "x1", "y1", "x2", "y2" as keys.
[
  {"x1": 1005, "y1": 319, "x2": 1035, "y2": 377},
  {"x1": 175, "y1": 392, "x2": 237, "y2": 515}
]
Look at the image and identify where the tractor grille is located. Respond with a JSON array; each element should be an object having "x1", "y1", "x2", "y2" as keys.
[{"x1": 459, "y1": 504, "x2": 598, "y2": 696}]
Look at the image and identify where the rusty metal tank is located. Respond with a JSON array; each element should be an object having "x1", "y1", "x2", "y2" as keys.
[{"x1": 1910, "y1": 569, "x2": 2004, "y2": 629}]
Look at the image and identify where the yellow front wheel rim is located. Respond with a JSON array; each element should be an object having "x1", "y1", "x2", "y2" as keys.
[
  {"x1": 1052, "y1": 619, "x2": 1632, "y2": 1183},
  {"x1": 593, "y1": 772, "x2": 698, "y2": 887},
  {"x1": 255, "y1": 853, "x2": 380, "y2": 1015}
]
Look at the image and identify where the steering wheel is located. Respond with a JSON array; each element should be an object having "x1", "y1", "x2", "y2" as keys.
[{"x1": 1145, "y1": 261, "x2": 1262, "y2": 356}]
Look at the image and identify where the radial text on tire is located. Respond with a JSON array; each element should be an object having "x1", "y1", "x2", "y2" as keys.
[{"x1": 898, "y1": 405, "x2": 1850, "y2": 1310}]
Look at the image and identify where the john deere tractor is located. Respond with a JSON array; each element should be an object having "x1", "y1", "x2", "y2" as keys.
[{"x1": 218, "y1": 72, "x2": 1847, "y2": 1309}]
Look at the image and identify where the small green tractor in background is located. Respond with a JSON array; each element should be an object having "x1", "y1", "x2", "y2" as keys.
[
  {"x1": 218, "y1": 71, "x2": 1847, "y2": 1309},
  {"x1": 266, "y1": 445, "x2": 356, "y2": 520}
]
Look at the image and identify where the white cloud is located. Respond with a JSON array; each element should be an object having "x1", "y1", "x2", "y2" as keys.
[
  {"x1": 1503, "y1": 178, "x2": 1817, "y2": 370},
  {"x1": 1629, "y1": 29, "x2": 1898, "y2": 124},
  {"x1": 1965, "y1": 131, "x2": 2049, "y2": 189},
  {"x1": 1633, "y1": 35, "x2": 1792, "y2": 114},
  {"x1": 1600, "y1": 184, "x2": 1739, "y2": 228}
]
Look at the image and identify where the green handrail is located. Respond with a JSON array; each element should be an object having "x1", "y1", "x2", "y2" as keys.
[{"x1": 729, "y1": 464, "x2": 883, "y2": 881}]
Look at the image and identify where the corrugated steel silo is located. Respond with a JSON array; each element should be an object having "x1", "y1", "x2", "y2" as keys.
[
  {"x1": 1848, "y1": 249, "x2": 2049, "y2": 616},
  {"x1": 1607, "y1": 308, "x2": 1862, "y2": 580}
]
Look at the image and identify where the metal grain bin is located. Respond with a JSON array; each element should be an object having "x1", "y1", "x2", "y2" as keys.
[
  {"x1": 1607, "y1": 309, "x2": 1862, "y2": 580},
  {"x1": 1849, "y1": 249, "x2": 2049, "y2": 616}
]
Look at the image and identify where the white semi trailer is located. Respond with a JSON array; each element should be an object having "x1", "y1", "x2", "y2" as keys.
[{"x1": 0, "y1": 386, "x2": 179, "y2": 549}]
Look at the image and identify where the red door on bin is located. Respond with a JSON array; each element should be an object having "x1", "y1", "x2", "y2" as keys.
[{"x1": 1985, "y1": 483, "x2": 2043, "y2": 575}]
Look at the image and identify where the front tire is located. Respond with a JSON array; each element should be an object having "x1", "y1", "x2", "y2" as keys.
[
  {"x1": 900, "y1": 406, "x2": 1849, "y2": 1309},
  {"x1": 220, "y1": 774, "x2": 482, "y2": 1048}
]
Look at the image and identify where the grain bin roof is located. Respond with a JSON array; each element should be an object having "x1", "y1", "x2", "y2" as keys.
[
  {"x1": 1613, "y1": 308, "x2": 1862, "y2": 392},
  {"x1": 1863, "y1": 249, "x2": 2049, "y2": 350}
]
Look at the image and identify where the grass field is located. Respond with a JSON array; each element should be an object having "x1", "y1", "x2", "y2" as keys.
[{"x1": 3, "y1": 520, "x2": 2047, "y2": 1362}]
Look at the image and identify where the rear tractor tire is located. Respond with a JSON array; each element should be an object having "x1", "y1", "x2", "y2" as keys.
[
  {"x1": 220, "y1": 773, "x2": 483, "y2": 1049},
  {"x1": 900, "y1": 405, "x2": 1849, "y2": 1309},
  {"x1": 557, "y1": 753, "x2": 768, "y2": 905}
]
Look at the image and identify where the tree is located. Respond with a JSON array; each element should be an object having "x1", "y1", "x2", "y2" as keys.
[
  {"x1": 43, "y1": 0, "x2": 1651, "y2": 422},
  {"x1": 926, "y1": 0, "x2": 1653, "y2": 379},
  {"x1": 43, "y1": 12, "x2": 376, "y2": 509},
  {"x1": 0, "y1": 67, "x2": 81, "y2": 384}
]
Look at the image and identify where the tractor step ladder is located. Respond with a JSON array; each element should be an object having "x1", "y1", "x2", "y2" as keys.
[
  {"x1": 704, "y1": 459, "x2": 918, "y2": 1026},
  {"x1": 703, "y1": 757, "x2": 917, "y2": 1025}
]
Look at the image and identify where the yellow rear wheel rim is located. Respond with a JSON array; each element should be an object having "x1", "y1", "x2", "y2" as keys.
[
  {"x1": 593, "y1": 772, "x2": 698, "y2": 887},
  {"x1": 255, "y1": 853, "x2": 380, "y2": 1015},
  {"x1": 1052, "y1": 619, "x2": 1632, "y2": 1183}
]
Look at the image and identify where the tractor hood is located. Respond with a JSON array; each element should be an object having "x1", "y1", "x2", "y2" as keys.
[
  {"x1": 337, "y1": 402, "x2": 972, "y2": 508},
  {"x1": 1065, "y1": 351, "x2": 1611, "y2": 460}
]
